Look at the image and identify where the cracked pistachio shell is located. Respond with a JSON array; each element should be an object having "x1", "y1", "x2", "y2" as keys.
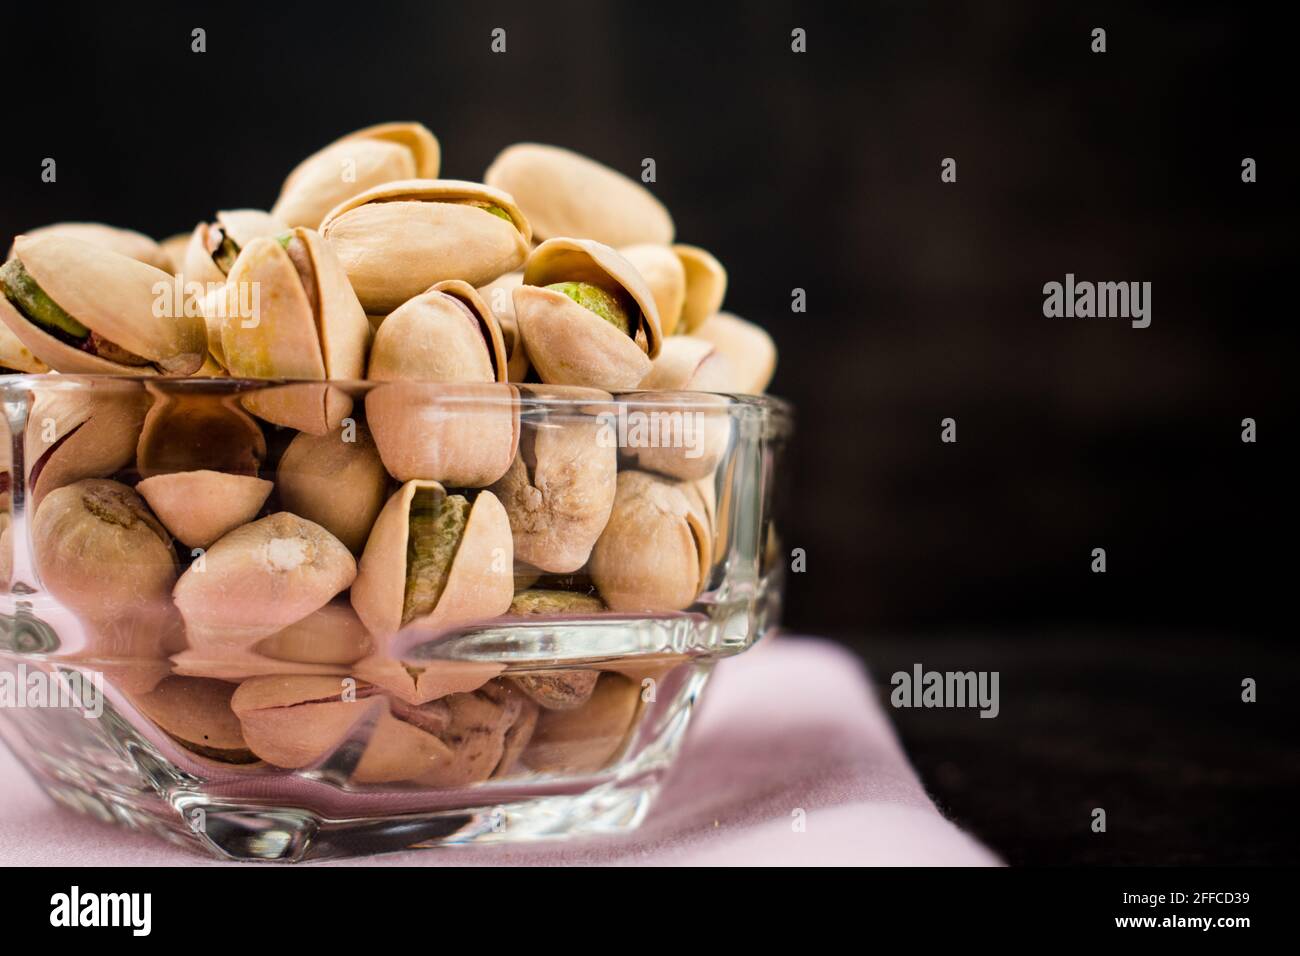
[
  {"x1": 514, "y1": 238, "x2": 662, "y2": 389},
  {"x1": 25, "y1": 386, "x2": 150, "y2": 510},
  {"x1": 477, "y1": 271, "x2": 530, "y2": 382},
  {"x1": 521, "y1": 673, "x2": 641, "y2": 774},
  {"x1": 231, "y1": 675, "x2": 453, "y2": 783},
  {"x1": 485, "y1": 143, "x2": 674, "y2": 247},
  {"x1": 9, "y1": 221, "x2": 173, "y2": 273},
  {"x1": 620, "y1": 244, "x2": 687, "y2": 336},
  {"x1": 130, "y1": 676, "x2": 255, "y2": 763},
  {"x1": 638, "y1": 335, "x2": 734, "y2": 391},
  {"x1": 674, "y1": 244, "x2": 728, "y2": 333},
  {"x1": 625, "y1": 391, "x2": 730, "y2": 482},
  {"x1": 182, "y1": 209, "x2": 284, "y2": 288},
  {"x1": 0, "y1": 320, "x2": 48, "y2": 372},
  {"x1": 365, "y1": 381, "x2": 519, "y2": 487},
  {"x1": 240, "y1": 382, "x2": 356, "y2": 437},
  {"x1": 693, "y1": 311, "x2": 776, "y2": 394},
  {"x1": 321, "y1": 179, "x2": 532, "y2": 314},
  {"x1": 589, "y1": 470, "x2": 710, "y2": 612},
  {"x1": 272, "y1": 122, "x2": 441, "y2": 229},
  {"x1": 1, "y1": 235, "x2": 207, "y2": 375},
  {"x1": 352, "y1": 654, "x2": 502, "y2": 707},
  {"x1": 32, "y1": 479, "x2": 178, "y2": 623},
  {"x1": 489, "y1": 389, "x2": 617, "y2": 573},
  {"x1": 351, "y1": 480, "x2": 514, "y2": 639},
  {"x1": 136, "y1": 385, "x2": 266, "y2": 478},
  {"x1": 367, "y1": 279, "x2": 507, "y2": 383},
  {"x1": 276, "y1": 419, "x2": 388, "y2": 553},
  {"x1": 136, "y1": 471, "x2": 273, "y2": 549},
  {"x1": 173, "y1": 511, "x2": 357, "y2": 650},
  {"x1": 407, "y1": 681, "x2": 538, "y2": 786}
]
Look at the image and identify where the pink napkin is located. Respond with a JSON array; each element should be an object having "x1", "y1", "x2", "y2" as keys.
[{"x1": 0, "y1": 637, "x2": 998, "y2": 866}]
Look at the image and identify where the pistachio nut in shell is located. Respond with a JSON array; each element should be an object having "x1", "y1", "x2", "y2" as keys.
[
  {"x1": 1, "y1": 235, "x2": 207, "y2": 375},
  {"x1": 136, "y1": 470, "x2": 273, "y2": 549},
  {"x1": 231, "y1": 675, "x2": 453, "y2": 783},
  {"x1": 589, "y1": 470, "x2": 710, "y2": 612},
  {"x1": 272, "y1": 122, "x2": 441, "y2": 229},
  {"x1": 130, "y1": 676, "x2": 256, "y2": 764},
  {"x1": 160, "y1": 232, "x2": 191, "y2": 275},
  {"x1": 674, "y1": 244, "x2": 728, "y2": 333},
  {"x1": 173, "y1": 511, "x2": 356, "y2": 650},
  {"x1": 352, "y1": 654, "x2": 502, "y2": 707},
  {"x1": 32, "y1": 479, "x2": 178, "y2": 624},
  {"x1": 508, "y1": 588, "x2": 605, "y2": 616},
  {"x1": 477, "y1": 271, "x2": 530, "y2": 381},
  {"x1": 511, "y1": 669, "x2": 600, "y2": 711},
  {"x1": 241, "y1": 382, "x2": 356, "y2": 437},
  {"x1": 620, "y1": 243, "x2": 686, "y2": 336},
  {"x1": 365, "y1": 381, "x2": 519, "y2": 487},
  {"x1": 489, "y1": 391, "x2": 617, "y2": 573},
  {"x1": 24, "y1": 385, "x2": 150, "y2": 510},
  {"x1": 514, "y1": 237, "x2": 662, "y2": 390},
  {"x1": 624, "y1": 391, "x2": 730, "y2": 482},
  {"x1": 404, "y1": 680, "x2": 539, "y2": 786},
  {"x1": 9, "y1": 221, "x2": 173, "y2": 273},
  {"x1": 135, "y1": 385, "x2": 266, "y2": 478},
  {"x1": 321, "y1": 179, "x2": 532, "y2": 314},
  {"x1": 276, "y1": 419, "x2": 388, "y2": 553},
  {"x1": 638, "y1": 335, "x2": 734, "y2": 391},
  {"x1": 367, "y1": 280, "x2": 507, "y2": 383},
  {"x1": 693, "y1": 311, "x2": 777, "y2": 393},
  {"x1": 485, "y1": 143, "x2": 674, "y2": 247},
  {"x1": 182, "y1": 209, "x2": 284, "y2": 289},
  {"x1": 351, "y1": 479, "x2": 513, "y2": 639},
  {"x1": 522, "y1": 673, "x2": 642, "y2": 774},
  {"x1": 0, "y1": 320, "x2": 48, "y2": 373}
]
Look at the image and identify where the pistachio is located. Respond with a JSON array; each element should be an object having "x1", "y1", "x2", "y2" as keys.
[
  {"x1": 9, "y1": 222, "x2": 173, "y2": 273},
  {"x1": 320, "y1": 179, "x2": 532, "y2": 314},
  {"x1": 0, "y1": 320, "x2": 49, "y2": 373},
  {"x1": 130, "y1": 676, "x2": 256, "y2": 764},
  {"x1": 365, "y1": 381, "x2": 519, "y2": 487},
  {"x1": 588, "y1": 470, "x2": 710, "y2": 612},
  {"x1": 367, "y1": 280, "x2": 507, "y2": 383},
  {"x1": 674, "y1": 244, "x2": 728, "y2": 334},
  {"x1": 160, "y1": 232, "x2": 191, "y2": 275},
  {"x1": 638, "y1": 335, "x2": 734, "y2": 391},
  {"x1": 351, "y1": 480, "x2": 513, "y2": 638},
  {"x1": 521, "y1": 673, "x2": 641, "y2": 774},
  {"x1": 489, "y1": 391, "x2": 617, "y2": 572},
  {"x1": 485, "y1": 143, "x2": 674, "y2": 246},
  {"x1": 136, "y1": 471, "x2": 273, "y2": 549},
  {"x1": 276, "y1": 420, "x2": 388, "y2": 553},
  {"x1": 508, "y1": 589, "x2": 605, "y2": 616},
  {"x1": 404, "y1": 679, "x2": 538, "y2": 786},
  {"x1": 181, "y1": 209, "x2": 285, "y2": 289},
  {"x1": 135, "y1": 384, "x2": 266, "y2": 478},
  {"x1": 272, "y1": 122, "x2": 441, "y2": 229},
  {"x1": 620, "y1": 243, "x2": 687, "y2": 336},
  {"x1": 623, "y1": 391, "x2": 730, "y2": 482},
  {"x1": 32, "y1": 479, "x2": 177, "y2": 624},
  {"x1": 173, "y1": 512, "x2": 357, "y2": 650},
  {"x1": 513, "y1": 237, "x2": 662, "y2": 389},
  {"x1": 693, "y1": 311, "x2": 776, "y2": 393},
  {"x1": 0, "y1": 235, "x2": 207, "y2": 375},
  {"x1": 510, "y1": 670, "x2": 599, "y2": 711},
  {"x1": 476, "y1": 271, "x2": 530, "y2": 381}
]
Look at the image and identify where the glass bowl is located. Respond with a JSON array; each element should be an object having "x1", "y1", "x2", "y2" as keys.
[{"x1": 0, "y1": 375, "x2": 791, "y2": 861}]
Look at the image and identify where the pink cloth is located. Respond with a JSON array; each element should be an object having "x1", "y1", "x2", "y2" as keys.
[{"x1": 0, "y1": 637, "x2": 998, "y2": 866}]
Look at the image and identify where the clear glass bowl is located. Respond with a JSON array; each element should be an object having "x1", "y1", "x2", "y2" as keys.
[{"x1": 0, "y1": 375, "x2": 791, "y2": 861}]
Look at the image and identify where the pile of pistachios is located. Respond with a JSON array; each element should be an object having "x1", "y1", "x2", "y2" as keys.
[{"x1": 0, "y1": 123, "x2": 778, "y2": 786}]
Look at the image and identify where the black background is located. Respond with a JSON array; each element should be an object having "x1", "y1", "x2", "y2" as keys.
[{"x1": 1, "y1": 2, "x2": 1294, "y2": 864}]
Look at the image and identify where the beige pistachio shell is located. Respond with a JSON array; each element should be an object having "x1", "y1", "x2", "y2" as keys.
[
  {"x1": 694, "y1": 311, "x2": 776, "y2": 393},
  {"x1": 0, "y1": 321, "x2": 48, "y2": 372},
  {"x1": 182, "y1": 209, "x2": 284, "y2": 288},
  {"x1": 173, "y1": 512, "x2": 357, "y2": 650},
  {"x1": 367, "y1": 280, "x2": 507, "y2": 383},
  {"x1": 485, "y1": 143, "x2": 674, "y2": 246},
  {"x1": 351, "y1": 480, "x2": 514, "y2": 639},
  {"x1": 10, "y1": 222, "x2": 173, "y2": 273},
  {"x1": 136, "y1": 385, "x2": 267, "y2": 478},
  {"x1": 521, "y1": 673, "x2": 641, "y2": 774},
  {"x1": 160, "y1": 233, "x2": 191, "y2": 275},
  {"x1": 231, "y1": 675, "x2": 453, "y2": 783},
  {"x1": 510, "y1": 670, "x2": 599, "y2": 711},
  {"x1": 240, "y1": 383, "x2": 355, "y2": 437},
  {"x1": 638, "y1": 335, "x2": 734, "y2": 391},
  {"x1": 272, "y1": 122, "x2": 441, "y2": 229},
  {"x1": 276, "y1": 419, "x2": 388, "y2": 553},
  {"x1": 32, "y1": 479, "x2": 178, "y2": 624},
  {"x1": 320, "y1": 179, "x2": 532, "y2": 313},
  {"x1": 3, "y1": 235, "x2": 207, "y2": 375},
  {"x1": 25, "y1": 386, "x2": 150, "y2": 509},
  {"x1": 221, "y1": 227, "x2": 370, "y2": 381},
  {"x1": 477, "y1": 271, "x2": 530, "y2": 381},
  {"x1": 489, "y1": 399, "x2": 617, "y2": 573},
  {"x1": 407, "y1": 682, "x2": 538, "y2": 786},
  {"x1": 625, "y1": 391, "x2": 730, "y2": 481},
  {"x1": 136, "y1": 471, "x2": 272, "y2": 549},
  {"x1": 365, "y1": 381, "x2": 519, "y2": 487},
  {"x1": 674, "y1": 244, "x2": 728, "y2": 333},
  {"x1": 352, "y1": 656, "x2": 502, "y2": 707},
  {"x1": 589, "y1": 470, "x2": 709, "y2": 612},
  {"x1": 620, "y1": 243, "x2": 687, "y2": 336},
  {"x1": 130, "y1": 676, "x2": 255, "y2": 763},
  {"x1": 514, "y1": 238, "x2": 662, "y2": 389}
]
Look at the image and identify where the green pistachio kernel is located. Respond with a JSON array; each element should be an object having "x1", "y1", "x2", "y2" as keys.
[
  {"x1": 464, "y1": 201, "x2": 513, "y2": 223},
  {"x1": 212, "y1": 236, "x2": 241, "y2": 273},
  {"x1": 401, "y1": 490, "x2": 472, "y2": 626},
  {"x1": 0, "y1": 257, "x2": 90, "y2": 340},
  {"x1": 545, "y1": 281, "x2": 632, "y2": 335}
]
